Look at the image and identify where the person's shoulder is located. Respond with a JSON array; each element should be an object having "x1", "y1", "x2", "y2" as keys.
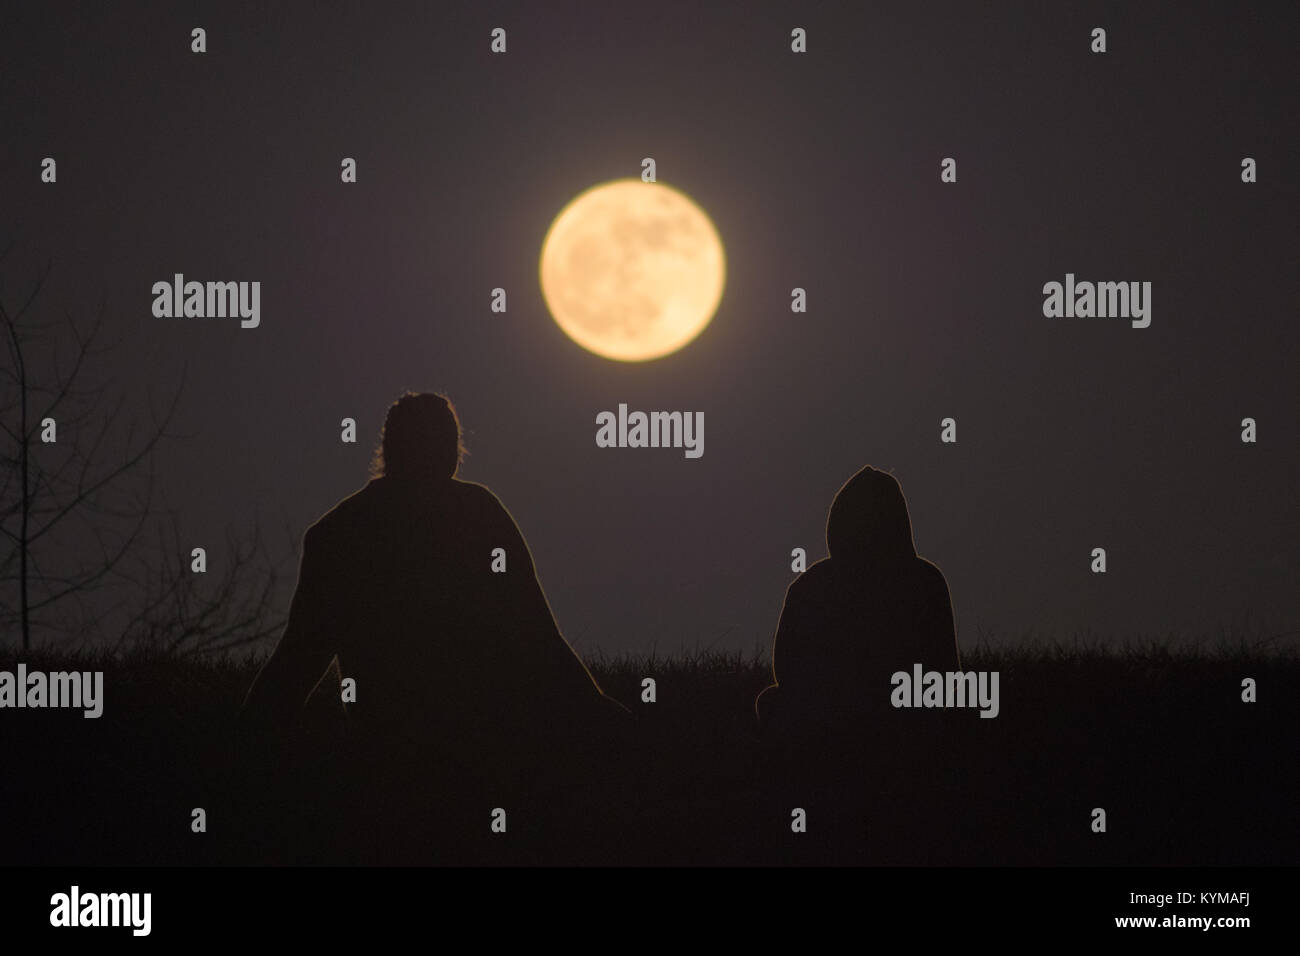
[
  {"x1": 305, "y1": 480, "x2": 383, "y2": 540},
  {"x1": 449, "y1": 478, "x2": 509, "y2": 513},
  {"x1": 450, "y1": 478, "x2": 498, "y2": 501},
  {"x1": 450, "y1": 479, "x2": 527, "y2": 529},
  {"x1": 912, "y1": 556, "x2": 951, "y2": 593},
  {"x1": 787, "y1": 557, "x2": 834, "y2": 597}
]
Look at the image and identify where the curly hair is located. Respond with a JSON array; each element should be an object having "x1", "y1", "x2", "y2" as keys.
[{"x1": 369, "y1": 391, "x2": 467, "y2": 479}]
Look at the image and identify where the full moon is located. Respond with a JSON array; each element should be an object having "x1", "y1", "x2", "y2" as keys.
[{"x1": 539, "y1": 179, "x2": 726, "y2": 362}]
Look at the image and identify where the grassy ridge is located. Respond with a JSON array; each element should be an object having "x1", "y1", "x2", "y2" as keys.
[{"x1": 0, "y1": 642, "x2": 1296, "y2": 866}]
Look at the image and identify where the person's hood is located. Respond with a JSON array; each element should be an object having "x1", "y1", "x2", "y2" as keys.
[{"x1": 825, "y1": 466, "x2": 917, "y2": 565}]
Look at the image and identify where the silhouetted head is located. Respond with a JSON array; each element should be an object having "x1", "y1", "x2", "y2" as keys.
[
  {"x1": 370, "y1": 392, "x2": 466, "y2": 481},
  {"x1": 825, "y1": 466, "x2": 917, "y2": 566}
]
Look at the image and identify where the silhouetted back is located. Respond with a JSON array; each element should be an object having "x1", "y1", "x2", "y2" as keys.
[
  {"x1": 236, "y1": 392, "x2": 631, "y2": 861},
  {"x1": 241, "y1": 474, "x2": 610, "y2": 759},
  {"x1": 758, "y1": 466, "x2": 958, "y2": 730}
]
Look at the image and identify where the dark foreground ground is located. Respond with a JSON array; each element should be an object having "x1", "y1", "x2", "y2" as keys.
[{"x1": 1, "y1": 643, "x2": 1295, "y2": 866}]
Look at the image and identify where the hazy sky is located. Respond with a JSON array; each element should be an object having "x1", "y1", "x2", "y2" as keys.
[{"x1": 4, "y1": 1, "x2": 1297, "y2": 656}]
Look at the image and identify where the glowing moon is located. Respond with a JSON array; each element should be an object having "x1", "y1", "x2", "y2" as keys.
[{"x1": 539, "y1": 179, "x2": 726, "y2": 362}]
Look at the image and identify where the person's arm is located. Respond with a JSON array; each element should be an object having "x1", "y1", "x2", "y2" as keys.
[
  {"x1": 770, "y1": 575, "x2": 815, "y2": 691},
  {"x1": 239, "y1": 525, "x2": 342, "y2": 737},
  {"x1": 916, "y1": 560, "x2": 959, "y2": 670},
  {"x1": 485, "y1": 489, "x2": 606, "y2": 703}
]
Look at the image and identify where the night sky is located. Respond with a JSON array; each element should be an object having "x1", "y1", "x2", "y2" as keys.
[{"x1": 5, "y1": 1, "x2": 1297, "y2": 656}]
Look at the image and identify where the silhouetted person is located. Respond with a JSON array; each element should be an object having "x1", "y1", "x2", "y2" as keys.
[
  {"x1": 756, "y1": 465, "x2": 958, "y2": 735},
  {"x1": 240, "y1": 392, "x2": 618, "y2": 776}
]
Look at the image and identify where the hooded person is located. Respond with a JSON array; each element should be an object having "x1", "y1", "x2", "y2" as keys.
[{"x1": 756, "y1": 465, "x2": 958, "y2": 733}]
